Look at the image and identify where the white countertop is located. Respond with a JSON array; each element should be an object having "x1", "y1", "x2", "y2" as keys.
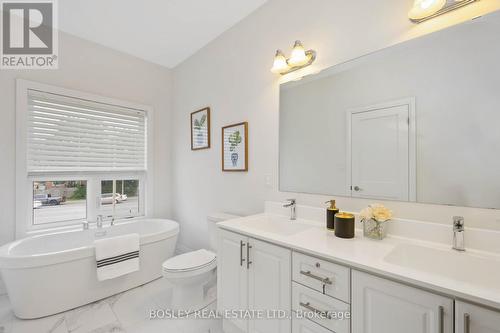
[{"x1": 218, "y1": 212, "x2": 500, "y2": 310}]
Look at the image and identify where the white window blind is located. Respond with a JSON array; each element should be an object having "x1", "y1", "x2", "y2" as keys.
[{"x1": 27, "y1": 89, "x2": 147, "y2": 173}]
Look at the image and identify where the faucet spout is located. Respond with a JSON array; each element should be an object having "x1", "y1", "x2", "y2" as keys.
[
  {"x1": 283, "y1": 199, "x2": 297, "y2": 220},
  {"x1": 452, "y1": 216, "x2": 465, "y2": 251}
]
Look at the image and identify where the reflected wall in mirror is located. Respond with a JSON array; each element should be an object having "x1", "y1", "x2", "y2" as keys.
[{"x1": 279, "y1": 12, "x2": 500, "y2": 209}]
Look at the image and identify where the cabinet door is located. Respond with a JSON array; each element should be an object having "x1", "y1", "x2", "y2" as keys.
[
  {"x1": 218, "y1": 230, "x2": 249, "y2": 333},
  {"x1": 248, "y1": 238, "x2": 291, "y2": 333},
  {"x1": 456, "y1": 301, "x2": 500, "y2": 333},
  {"x1": 352, "y1": 270, "x2": 453, "y2": 333}
]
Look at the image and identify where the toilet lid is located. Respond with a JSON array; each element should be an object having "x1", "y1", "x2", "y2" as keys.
[{"x1": 162, "y1": 249, "x2": 216, "y2": 272}]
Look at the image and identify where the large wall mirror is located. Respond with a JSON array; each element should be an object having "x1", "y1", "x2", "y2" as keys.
[{"x1": 279, "y1": 11, "x2": 500, "y2": 210}]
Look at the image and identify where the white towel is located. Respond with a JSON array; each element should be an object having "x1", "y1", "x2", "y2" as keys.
[{"x1": 94, "y1": 233, "x2": 140, "y2": 281}]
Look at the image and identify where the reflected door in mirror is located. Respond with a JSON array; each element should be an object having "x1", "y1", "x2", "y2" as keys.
[{"x1": 349, "y1": 102, "x2": 413, "y2": 201}]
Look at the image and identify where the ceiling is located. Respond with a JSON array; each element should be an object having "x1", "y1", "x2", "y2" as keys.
[{"x1": 59, "y1": 0, "x2": 268, "y2": 68}]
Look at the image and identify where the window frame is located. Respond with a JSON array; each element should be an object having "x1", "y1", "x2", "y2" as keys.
[{"x1": 16, "y1": 79, "x2": 154, "y2": 237}]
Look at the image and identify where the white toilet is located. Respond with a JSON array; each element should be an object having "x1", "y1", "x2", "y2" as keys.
[{"x1": 162, "y1": 213, "x2": 239, "y2": 312}]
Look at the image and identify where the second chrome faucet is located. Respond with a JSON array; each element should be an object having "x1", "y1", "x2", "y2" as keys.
[{"x1": 452, "y1": 216, "x2": 465, "y2": 251}]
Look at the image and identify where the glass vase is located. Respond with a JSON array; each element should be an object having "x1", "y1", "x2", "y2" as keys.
[{"x1": 363, "y1": 218, "x2": 388, "y2": 240}]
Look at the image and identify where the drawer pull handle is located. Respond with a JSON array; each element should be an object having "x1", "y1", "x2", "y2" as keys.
[
  {"x1": 240, "y1": 241, "x2": 246, "y2": 266},
  {"x1": 299, "y1": 302, "x2": 332, "y2": 320},
  {"x1": 300, "y1": 270, "x2": 333, "y2": 285},
  {"x1": 464, "y1": 313, "x2": 471, "y2": 333},
  {"x1": 247, "y1": 243, "x2": 252, "y2": 269}
]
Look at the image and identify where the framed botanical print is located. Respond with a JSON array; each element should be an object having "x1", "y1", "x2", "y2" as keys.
[
  {"x1": 222, "y1": 122, "x2": 248, "y2": 171},
  {"x1": 191, "y1": 107, "x2": 211, "y2": 150}
]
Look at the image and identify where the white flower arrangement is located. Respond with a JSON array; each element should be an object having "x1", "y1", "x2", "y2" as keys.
[
  {"x1": 359, "y1": 204, "x2": 393, "y2": 223},
  {"x1": 360, "y1": 204, "x2": 393, "y2": 240}
]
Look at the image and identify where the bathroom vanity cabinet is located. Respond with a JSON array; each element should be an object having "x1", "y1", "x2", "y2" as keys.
[
  {"x1": 217, "y1": 229, "x2": 291, "y2": 333},
  {"x1": 218, "y1": 228, "x2": 500, "y2": 333}
]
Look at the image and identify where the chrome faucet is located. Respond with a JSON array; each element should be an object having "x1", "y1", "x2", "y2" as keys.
[
  {"x1": 283, "y1": 199, "x2": 297, "y2": 220},
  {"x1": 452, "y1": 216, "x2": 465, "y2": 251},
  {"x1": 96, "y1": 215, "x2": 104, "y2": 228}
]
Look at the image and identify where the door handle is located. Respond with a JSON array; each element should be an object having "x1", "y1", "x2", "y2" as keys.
[
  {"x1": 438, "y1": 306, "x2": 444, "y2": 333},
  {"x1": 299, "y1": 302, "x2": 332, "y2": 320},
  {"x1": 353, "y1": 186, "x2": 361, "y2": 192},
  {"x1": 247, "y1": 243, "x2": 252, "y2": 269},
  {"x1": 464, "y1": 313, "x2": 471, "y2": 333},
  {"x1": 300, "y1": 270, "x2": 333, "y2": 285},
  {"x1": 240, "y1": 241, "x2": 246, "y2": 266}
]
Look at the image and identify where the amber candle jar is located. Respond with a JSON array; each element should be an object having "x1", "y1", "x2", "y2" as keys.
[{"x1": 334, "y1": 212, "x2": 355, "y2": 239}]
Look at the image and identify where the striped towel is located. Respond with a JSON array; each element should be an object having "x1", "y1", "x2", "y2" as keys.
[{"x1": 94, "y1": 234, "x2": 140, "y2": 281}]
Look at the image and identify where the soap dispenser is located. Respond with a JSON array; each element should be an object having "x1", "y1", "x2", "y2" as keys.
[{"x1": 325, "y1": 200, "x2": 339, "y2": 230}]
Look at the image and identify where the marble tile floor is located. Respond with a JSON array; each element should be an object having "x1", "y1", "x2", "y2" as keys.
[{"x1": 0, "y1": 278, "x2": 222, "y2": 333}]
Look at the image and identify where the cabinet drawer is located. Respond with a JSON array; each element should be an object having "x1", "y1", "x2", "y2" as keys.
[
  {"x1": 292, "y1": 316, "x2": 333, "y2": 333},
  {"x1": 292, "y1": 282, "x2": 350, "y2": 333},
  {"x1": 292, "y1": 252, "x2": 350, "y2": 303}
]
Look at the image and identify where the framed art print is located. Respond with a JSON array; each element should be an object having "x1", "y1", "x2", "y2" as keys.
[
  {"x1": 222, "y1": 122, "x2": 248, "y2": 171},
  {"x1": 191, "y1": 107, "x2": 211, "y2": 150}
]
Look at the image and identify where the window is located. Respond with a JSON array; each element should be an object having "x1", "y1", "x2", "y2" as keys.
[
  {"x1": 33, "y1": 180, "x2": 87, "y2": 225},
  {"x1": 16, "y1": 80, "x2": 152, "y2": 236},
  {"x1": 98, "y1": 179, "x2": 140, "y2": 219}
]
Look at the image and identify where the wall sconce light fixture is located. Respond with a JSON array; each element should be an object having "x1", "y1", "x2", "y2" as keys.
[
  {"x1": 408, "y1": 0, "x2": 478, "y2": 23},
  {"x1": 271, "y1": 40, "x2": 316, "y2": 75}
]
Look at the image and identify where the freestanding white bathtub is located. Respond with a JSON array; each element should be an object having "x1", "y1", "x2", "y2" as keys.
[{"x1": 0, "y1": 218, "x2": 179, "y2": 319}]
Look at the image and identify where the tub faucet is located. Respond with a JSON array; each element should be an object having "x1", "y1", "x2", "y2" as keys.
[
  {"x1": 283, "y1": 199, "x2": 297, "y2": 220},
  {"x1": 97, "y1": 215, "x2": 104, "y2": 228},
  {"x1": 452, "y1": 216, "x2": 465, "y2": 252}
]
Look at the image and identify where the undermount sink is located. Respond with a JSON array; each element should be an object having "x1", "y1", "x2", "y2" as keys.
[
  {"x1": 384, "y1": 243, "x2": 500, "y2": 289},
  {"x1": 232, "y1": 215, "x2": 314, "y2": 236}
]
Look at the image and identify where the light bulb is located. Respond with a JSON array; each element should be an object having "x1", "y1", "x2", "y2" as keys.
[
  {"x1": 408, "y1": 0, "x2": 446, "y2": 20},
  {"x1": 271, "y1": 50, "x2": 289, "y2": 74},
  {"x1": 288, "y1": 40, "x2": 308, "y2": 67}
]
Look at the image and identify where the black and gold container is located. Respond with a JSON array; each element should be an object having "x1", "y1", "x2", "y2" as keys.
[
  {"x1": 325, "y1": 200, "x2": 339, "y2": 230},
  {"x1": 334, "y1": 212, "x2": 355, "y2": 239}
]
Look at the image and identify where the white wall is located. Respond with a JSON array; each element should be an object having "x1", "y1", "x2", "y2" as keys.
[
  {"x1": 172, "y1": 0, "x2": 500, "y2": 251},
  {"x1": 0, "y1": 32, "x2": 173, "y2": 246}
]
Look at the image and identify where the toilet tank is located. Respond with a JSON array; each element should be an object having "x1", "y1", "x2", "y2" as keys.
[{"x1": 207, "y1": 213, "x2": 240, "y2": 251}]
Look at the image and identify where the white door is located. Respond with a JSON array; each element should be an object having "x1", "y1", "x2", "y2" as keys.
[
  {"x1": 456, "y1": 301, "x2": 500, "y2": 333},
  {"x1": 352, "y1": 270, "x2": 453, "y2": 333},
  {"x1": 218, "y1": 230, "x2": 249, "y2": 333},
  {"x1": 248, "y1": 238, "x2": 291, "y2": 333},
  {"x1": 349, "y1": 101, "x2": 413, "y2": 201}
]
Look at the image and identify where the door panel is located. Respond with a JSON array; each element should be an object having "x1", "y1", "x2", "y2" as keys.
[
  {"x1": 456, "y1": 301, "x2": 500, "y2": 333},
  {"x1": 218, "y1": 230, "x2": 248, "y2": 332},
  {"x1": 352, "y1": 270, "x2": 453, "y2": 333},
  {"x1": 350, "y1": 104, "x2": 410, "y2": 201},
  {"x1": 248, "y1": 238, "x2": 291, "y2": 333}
]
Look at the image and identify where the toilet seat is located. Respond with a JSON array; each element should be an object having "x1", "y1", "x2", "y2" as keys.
[{"x1": 162, "y1": 249, "x2": 216, "y2": 278}]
